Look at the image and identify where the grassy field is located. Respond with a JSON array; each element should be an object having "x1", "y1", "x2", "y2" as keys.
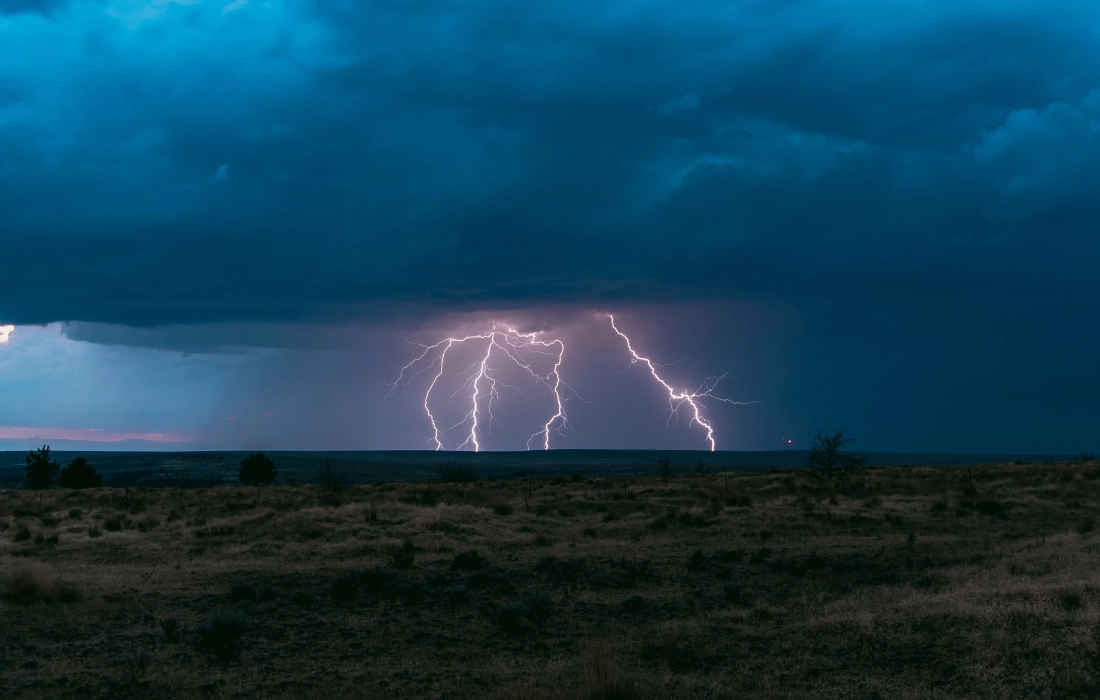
[{"x1": 3, "y1": 459, "x2": 1100, "y2": 698}]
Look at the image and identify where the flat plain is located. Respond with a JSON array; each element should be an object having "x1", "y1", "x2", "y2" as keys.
[{"x1": 3, "y1": 458, "x2": 1100, "y2": 698}]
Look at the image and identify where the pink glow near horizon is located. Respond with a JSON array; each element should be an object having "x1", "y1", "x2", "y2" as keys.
[{"x1": 0, "y1": 426, "x2": 195, "y2": 443}]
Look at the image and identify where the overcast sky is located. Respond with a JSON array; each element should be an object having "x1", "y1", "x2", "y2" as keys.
[{"x1": 1, "y1": 0, "x2": 1097, "y2": 453}]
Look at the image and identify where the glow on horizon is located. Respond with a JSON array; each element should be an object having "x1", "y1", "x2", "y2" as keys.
[
  {"x1": 0, "y1": 325, "x2": 13, "y2": 343},
  {"x1": 0, "y1": 426, "x2": 195, "y2": 443}
]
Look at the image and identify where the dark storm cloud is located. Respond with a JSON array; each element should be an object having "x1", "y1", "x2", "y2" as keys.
[
  {"x1": 0, "y1": 0, "x2": 66, "y2": 16},
  {"x1": 1, "y1": 0, "x2": 1098, "y2": 328}
]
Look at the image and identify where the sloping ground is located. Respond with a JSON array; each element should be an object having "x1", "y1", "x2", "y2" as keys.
[{"x1": 2, "y1": 459, "x2": 1100, "y2": 698}]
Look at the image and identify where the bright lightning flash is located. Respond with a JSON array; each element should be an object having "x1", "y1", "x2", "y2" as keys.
[
  {"x1": 389, "y1": 316, "x2": 748, "y2": 451},
  {"x1": 609, "y1": 314, "x2": 748, "y2": 452},
  {"x1": 387, "y1": 326, "x2": 569, "y2": 451}
]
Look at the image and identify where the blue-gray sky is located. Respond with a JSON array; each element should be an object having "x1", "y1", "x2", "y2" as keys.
[{"x1": 1, "y1": 0, "x2": 1097, "y2": 453}]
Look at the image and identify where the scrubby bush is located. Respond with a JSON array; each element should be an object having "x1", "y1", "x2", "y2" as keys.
[
  {"x1": 723, "y1": 583, "x2": 742, "y2": 602},
  {"x1": 493, "y1": 503, "x2": 513, "y2": 516},
  {"x1": 231, "y1": 584, "x2": 257, "y2": 602},
  {"x1": 494, "y1": 603, "x2": 527, "y2": 634},
  {"x1": 452, "y1": 551, "x2": 488, "y2": 570},
  {"x1": 258, "y1": 586, "x2": 279, "y2": 602},
  {"x1": 196, "y1": 607, "x2": 246, "y2": 661},
  {"x1": 443, "y1": 585, "x2": 470, "y2": 605},
  {"x1": 68, "y1": 509, "x2": 83, "y2": 520},
  {"x1": 390, "y1": 549, "x2": 415, "y2": 569},
  {"x1": 523, "y1": 591, "x2": 553, "y2": 628},
  {"x1": 104, "y1": 516, "x2": 125, "y2": 532},
  {"x1": 238, "y1": 452, "x2": 277, "y2": 486},
  {"x1": 290, "y1": 590, "x2": 314, "y2": 607},
  {"x1": 160, "y1": 618, "x2": 181, "y2": 642},
  {"x1": 136, "y1": 516, "x2": 160, "y2": 533},
  {"x1": 686, "y1": 550, "x2": 710, "y2": 572},
  {"x1": 437, "y1": 459, "x2": 476, "y2": 483},
  {"x1": 3, "y1": 567, "x2": 80, "y2": 604},
  {"x1": 13, "y1": 525, "x2": 31, "y2": 542},
  {"x1": 88, "y1": 525, "x2": 102, "y2": 538},
  {"x1": 331, "y1": 573, "x2": 359, "y2": 602},
  {"x1": 617, "y1": 595, "x2": 649, "y2": 614},
  {"x1": 58, "y1": 457, "x2": 102, "y2": 489}
]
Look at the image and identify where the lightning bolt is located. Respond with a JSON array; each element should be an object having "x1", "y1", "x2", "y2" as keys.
[
  {"x1": 608, "y1": 314, "x2": 747, "y2": 452},
  {"x1": 388, "y1": 326, "x2": 570, "y2": 451},
  {"x1": 389, "y1": 315, "x2": 748, "y2": 451}
]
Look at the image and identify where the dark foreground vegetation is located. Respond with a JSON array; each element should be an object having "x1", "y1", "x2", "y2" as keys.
[{"x1": 3, "y1": 458, "x2": 1100, "y2": 698}]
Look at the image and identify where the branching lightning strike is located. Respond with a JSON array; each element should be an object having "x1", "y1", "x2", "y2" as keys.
[
  {"x1": 609, "y1": 314, "x2": 749, "y2": 452},
  {"x1": 387, "y1": 326, "x2": 569, "y2": 451},
  {"x1": 389, "y1": 315, "x2": 744, "y2": 451}
]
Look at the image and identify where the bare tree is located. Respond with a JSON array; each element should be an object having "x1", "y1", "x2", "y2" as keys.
[
  {"x1": 317, "y1": 457, "x2": 344, "y2": 491},
  {"x1": 807, "y1": 430, "x2": 866, "y2": 489},
  {"x1": 657, "y1": 454, "x2": 672, "y2": 479}
]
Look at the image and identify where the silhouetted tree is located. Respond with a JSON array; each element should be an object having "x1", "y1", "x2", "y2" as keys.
[
  {"x1": 24, "y1": 445, "x2": 59, "y2": 490},
  {"x1": 58, "y1": 457, "x2": 102, "y2": 489},
  {"x1": 316, "y1": 456, "x2": 344, "y2": 491},
  {"x1": 238, "y1": 452, "x2": 277, "y2": 486},
  {"x1": 807, "y1": 430, "x2": 866, "y2": 488}
]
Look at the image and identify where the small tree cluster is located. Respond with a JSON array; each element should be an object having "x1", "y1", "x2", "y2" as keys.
[{"x1": 24, "y1": 447, "x2": 102, "y2": 490}]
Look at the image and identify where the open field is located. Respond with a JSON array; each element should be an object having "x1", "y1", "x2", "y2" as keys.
[
  {"x1": 4, "y1": 458, "x2": 1100, "y2": 698},
  {"x1": 0, "y1": 449, "x2": 1074, "y2": 488}
]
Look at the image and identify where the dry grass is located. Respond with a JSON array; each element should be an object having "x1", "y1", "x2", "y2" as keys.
[{"x1": 2, "y1": 459, "x2": 1100, "y2": 698}]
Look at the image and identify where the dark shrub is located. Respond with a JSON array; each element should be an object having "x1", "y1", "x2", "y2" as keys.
[
  {"x1": 104, "y1": 516, "x2": 125, "y2": 532},
  {"x1": 290, "y1": 590, "x2": 313, "y2": 607},
  {"x1": 258, "y1": 586, "x2": 278, "y2": 602},
  {"x1": 686, "y1": 550, "x2": 710, "y2": 572},
  {"x1": 443, "y1": 585, "x2": 470, "y2": 605},
  {"x1": 160, "y1": 618, "x2": 181, "y2": 642},
  {"x1": 58, "y1": 457, "x2": 102, "y2": 489},
  {"x1": 136, "y1": 516, "x2": 160, "y2": 533},
  {"x1": 3, "y1": 567, "x2": 80, "y2": 603},
  {"x1": 238, "y1": 452, "x2": 277, "y2": 486},
  {"x1": 88, "y1": 525, "x2": 102, "y2": 538},
  {"x1": 13, "y1": 525, "x2": 31, "y2": 542},
  {"x1": 618, "y1": 595, "x2": 649, "y2": 614},
  {"x1": 355, "y1": 567, "x2": 397, "y2": 593},
  {"x1": 390, "y1": 549, "x2": 415, "y2": 569},
  {"x1": 717, "y1": 548, "x2": 744, "y2": 563},
  {"x1": 231, "y1": 584, "x2": 257, "y2": 602},
  {"x1": 1057, "y1": 588, "x2": 1083, "y2": 611},
  {"x1": 24, "y1": 445, "x2": 59, "y2": 490},
  {"x1": 523, "y1": 591, "x2": 553, "y2": 627},
  {"x1": 614, "y1": 560, "x2": 653, "y2": 588},
  {"x1": 436, "y1": 459, "x2": 476, "y2": 483},
  {"x1": 493, "y1": 503, "x2": 513, "y2": 516},
  {"x1": 452, "y1": 551, "x2": 489, "y2": 570},
  {"x1": 930, "y1": 500, "x2": 948, "y2": 514},
  {"x1": 196, "y1": 607, "x2": 246, "y2": 661},
  {"x1": 466, "y1": 571, "x2": 504, "y2": 590},
  {"x1": 494, "y1": 603, "x2": 527, "y2": 634},
  {"x1": 331, "y1": 573, "x2": 359, "y2": 602},
  {"x1": 975, "y1": 500, "x2": 1004, "y2": 516},
  {"x1": 534, "y1": 557, "x2": 585, "y2": 587},
  {"x1": 68, "y1": 509, "x2": 83, "y2": 520},
  {"x1": 723, "y1": 583, "x2": 742, "y2": 602}
]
